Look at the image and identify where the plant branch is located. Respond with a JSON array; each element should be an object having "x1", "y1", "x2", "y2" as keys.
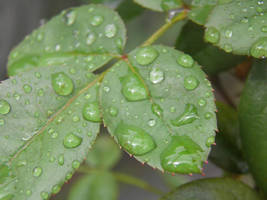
[{"x1": 142, "y1": 10, "x2": 188, "y2": 46}]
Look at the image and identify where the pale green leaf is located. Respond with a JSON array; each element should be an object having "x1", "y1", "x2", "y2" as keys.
[{"x1": 134, "y1": 0, "x2": 183, "y2": 12}]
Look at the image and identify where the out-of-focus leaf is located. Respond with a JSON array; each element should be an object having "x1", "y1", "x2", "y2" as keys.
[
  {"x1": 86, "y1": 135, "x2": 122, "y2": 169},
  {"x1": 176, "y1": 21, "x2": 244, "y2": 75},
  {"x1": 68, "y1": 172, "x2": 118, "y2": 200},
  {"x1": 160, "y1": 178, "x2": 261, "y2": 200},
  {"x1": 134, "y1": 0, "x2": 183, "y2": 12},
  {"x1": 117, "y1": 0, "x2": 145, "y2": 21},
  {"x1": 162, "y1": 173, "x2": 190, "y2": 189},
  {"x1": 239, "y1": 60, "x2": 267, "y2": 196}
]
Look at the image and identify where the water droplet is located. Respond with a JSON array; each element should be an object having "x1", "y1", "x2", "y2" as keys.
[
  {"x1": 13, "y1": 93, "x2": 21, "y2": 101},
  {"x1": 241, "y1": 17, "x2": 248, "y2": 23},
  {"x1": 37, "y1": 88, "x2": 44, "y2": 97},
  {"x1": 160, "y1": 0, "x2": 182, "y2": 11},
  {"x1": 52, "y1": 184, "x2": 61, "y2": 194},
  {"x1": 171, "y1": 104, "x2": 198, "y2": 127},
  {"x1": 250, "y1": 37, "x2": 267, "y2": 58},
  {"x1": 224, "y1": 29, "x2": 233, "y2": 38},
  {"x1": 115, "y1": 123, "x2": 156, "y2": 155},
  {"x1": 63, "y1": 9, "x2": 76, "y2": 26},
  {"x1": 91, "y1": 15, "x2": 104, "y2": 26},
  {"x1": 55, "y1": 44, "x2": 61, "y2": 51},
  {"x1": 40, "y1": 191, "x2": 49, "y2": 200},
  {"x1": 35, "y1": 72, "x2": 41, "y2": 79},
  {"x1": 205, "y1": 27, "x2": 220, "y2": 44},
  {"x1": 86, "y1": 33, "x2": 96, "y2": 45},
  {"x1": 58, "y1": 154, "x2": 64, "y2": 166},
  {"x1": 177, "y1": 54, "x2": 194, "y2": 68},
  {"x1": 0, "y1": 119, "x2": 5, "y2": 126},
  {"x1": 82, "y1": 102, "x2": 101, "y2": 122},
  {"x1": 105, "y1": 24, "x2": 117, "y2": 38},
  {"x1": 160, "y1": 135, "x2": 203, "y2": 173},
  {"x1": 26, "y1": 189, "x2": 32, "y2": 196},
  {"x1": 109, "y1": 106, "x2": 118, "y2": 116},
  {"x1": 149, "y1": 68, "x2": 164, "y2": 84},
  {"x1": 0, "y1": 99, "x2": 11, "y2": 115},
  {"x1": 72, "y1": 115, "x2": 80, "y2": 122},
  {"x1": 72, "y1": 160, "x2": 80, "y2": 169},
  {"x1": 261, "y1": 26, "x2": 267, "y2": 32},
  {"x1": 121, "y1": 74, "x2": 148, "y2": 101},
  {"x1": 224, "y1": 44, "x2": 233, "y2": 53},
  {"x1": 103, "y1": 86, "x2": 110, "y2": 93},
  {"x1": 204, "y1": 112, "x2": 212, "y2": 119},
  {"x1": 65, "y1": 172, "x2": 73, "y2": 181},
  {"x1": 206, "y1": 136, "x2": 215, "y2": 147},
  {"x1": 170, "y1": 106, "x2": 176, "y2": 113},
  {"x1": 152, "y1": 103, "x2": 163, "y2": 117},
  {"x1": 23, "y1": 84, "x2": 32, "y2": 94},
  {"x1": 33, "y1": 167, "x2": 43, "y2": 177},
  {"x1": 184, "y1": 75, "x2": 199, "y2": 91},
  {"x1": 198, "y1": 98, "x2": 206, "y2": 107},
  {"x1": 37, "y1": 33, "x2": 43, "y2": 41},
  {"x1": 136, "y1": 47, "x2": 158, "y2": 66},
  {"x1": 52, "y1": 72, "x2": 74, "y2": 96},
  {"x1": 148, "y1": 119, "x2": 156, "y2": 127},
  {"x1": 63, "y1": 133, "x2": 82, "y2": 149}
]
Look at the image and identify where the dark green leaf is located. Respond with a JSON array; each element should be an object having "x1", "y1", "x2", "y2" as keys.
[
  {"x1": 162, "y1": 173, "x2": 190, "y2": 189},
  {"x1": 134, "y1": 0, "x2": 183, "y2": 12},
  {"x1": 0, "y1": 64, "x2": 102, "y2": 200},
  {"x1": 100, "y1": 45, "x2": 217, "y2": 174},
  {"x1": 160, "y1": 178, "x2": 261, "y2": 200},
  {"x1": 117, "y1": 0, "x2": 145, "y2": 21},
  {"x1": 176, "y1": 21, "x2": 244, "y2": 75},
  {"x1": 239, "y1": 60, "x2": 267, "y2": 196},
  {"x1": 209, "y1": 102, "x2": 248, "y2": 174},
  {"x1": 68, "y1": 172, "x2": 118, "y2": 200},
  {"x1": 7, "y1": 4, "x2": 126, "y2": 76},
  {"x1": 204, "y1": 0, "x2": 267, "y2": 58},
  {"x1": 86, "y1": 135, "x2": 122, "y2": 169}
]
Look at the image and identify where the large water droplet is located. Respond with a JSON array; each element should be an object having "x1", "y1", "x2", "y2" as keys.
[
  {"x1": 91, "y1": 15, "x2": 104, "y2": 26},
  {"x1": 63, "y1": 133, "x2": 82, "y2": 149},
  {"x1": 33, "y1": 167, "x2": 43, "y2": 177},
  {"x1": 115, "y1": 123, "x2": 156, "y2": 156},
  {"x1": 250, "y1": 37, "x2": 267, "y2": 58},
  {"x1": 160, "y1": 135, "x2": 203, "y2": 173},
  {"x1": 205, "y1": 27, "x2": 220, "y2": 44},
  {"x1": 23, "y1": 84, "x2": 32, "y2": 94},
  {"x1": 171, "y1": 104, "x2": 198, "y2": 127},
  {"x1": 82, "y1": 102, "x2": 101, "y2": 122},
  {"x1": 0, "y1": 100, "x2": 11, "y2": 115},
  {"x1": 177, "y1": 54, "x2": 194, "y2": 68},
  {"x1": 105, "y1": 24, "x2": 117, "y2": 38},
  {"x1": 136, "y1": 47, "x2": 158, "y2": 66},
  {"x1": 86, "y1": 33, "x2": 96, "y2": 45},
  {"x1": 51, "y1": 72, "x2": 74, "y2": 96},
  {"x1": 160, "y1": 0, "x2": 182, "y2": 11},
  {"x1": 184, "y1": 75, "x2": 199, "y2": 91},
  {"x1": 152, "y1": 103, "x2": 163, "y2": 117},
  {"x1": 63, "y1": 10, "x2": 76, "y2": 26},
  {"x1": 149, "y1": 68, "x2": 164, "y2": 84},
  {"x1": 121, "y1": 74, "x2": 148, "y2": 101}
]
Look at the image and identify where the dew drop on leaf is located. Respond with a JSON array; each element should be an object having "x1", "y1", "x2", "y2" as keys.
[
  {"x1": 149, "y1": 68, "x2": 164, "y2": 84},
  {"x1": 206, "y1": 136, "x2": 215, "y2": 147},
  {"x1": 224, "y1": 29, "x2": 233, "y2": 38},
  {"x1": 82, "y1": 102, "x2": 101, "y2": 122},
  {"x1": 177, "y1": 54, "x2": 194, "y2": 68},
  {"x1": 63, "y1": 133, "x2": 82, "y2": 149},
  {"x1": 23, "y1": 84, "x2": 32, "y2": 94},
  {"x1": 135, "y1": 46, "x2": 158, "y2": 66},
  {"x1": 205, "y1": 27, "x2": 220, "y2": 44},
  {"x1": 121, "y1": 74, "x2": 148, "y2": 101},
  {"x1": 224, "y1": 44, "x2": 233, "y2": 53},
  {"x1": 109, "y1": 106, "x2": 118, "y2": 117},
  {"x1": 86, "y1": 33, "x2": 96, "y2": 45},
  {"x1": 40, "y1": 191, "x2": 49, "y2": 200},
  {"x1": 171, "y1": 104, "x2": 198, "y2": 127},
  {"x1": 148, "y1": 119, "x2": 156, "y2": 127},
  {"x1": 115, "y1": 123, "x2": 156, "y2": 156},
  {"x1": 184, "y1": 75, "x2": 199, "y2": 91},
  {"x1": 0, "y1": 99, "x2": 11, "y2": 115},
  {"x1": 72, "y1": 115, "x2": 80, "y2": 122},
  {"x1": 250, "y1": 37, "x2": 267, "y2": 58},
  {"x1": 261, "y1": 26, "x2": 267, "y2": 33},
  {"x1": 160, "y1": 136, "x2": 203, "y2": 173},
  {"x1": 0, "y1": 119, "x2": 5, "y2": 126},
  {"x1": 26, "y1": 190, "x2": 32, "y2": 196},
  {"x1": 204, "y1": 112, "x2": 212, "y2": 119},
  {"x1": 33, "y1": 167, "x2": 43, "y2": 177},
  {"x1": 72, "y1": 160, "x2": 80, "y2": 169},
  {"x1": 63, "y1": 9, "x2": 77, "y2": 26},
  {"x1": 198, "y1": 98, "x2": 206, "y2": 107},
  {"x1": 152, "y1": 103, "x2": 163, "y2": 117},
  {"x1": 105, "y1": 24, "x2": 117, "y2": 38},
  {"x1": 51, "y1": 72, "x2": 74, "y2": 96},
  {"x1": 91, "y1": 15, "x2": 104, "y2": 26},
  {"x1": 52, "y1": 184, "x2": 61, "y2": 194},
  {"x1": 58, "y1": 154, "x2": 64, "y2": 166}
]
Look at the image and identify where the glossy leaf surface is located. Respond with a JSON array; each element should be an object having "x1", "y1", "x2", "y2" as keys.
[{"x1": 134, "y1": 0, "x2": 182, "y2": 12}]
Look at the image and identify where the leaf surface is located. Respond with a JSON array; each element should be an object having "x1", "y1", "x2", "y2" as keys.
[
  {"x1": 100, "y1": 45, "x2": 217, "y2": 174},
  {"x1": 7, "y1": 4, "x2": 126, "y2": 76},
  {"x1": 134, "y1": 0, "x2": 183, "y2": 12}
]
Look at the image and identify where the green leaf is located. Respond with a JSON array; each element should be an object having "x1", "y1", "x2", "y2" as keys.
[
  {"x1": 239, "y1": 60, "x2": 267, "y2": 196},
  {"x1": 134, "y1": 0, "x2": 183, "y2": 12},
  {"x1": 100, "y1": 45, "x2": 217, "y2": 174},
  {"x1": 86, "y1": 135, "x2": 122, "y2": 169},
  {"x1": 68, "y1": 171, "x2": 118, "y2": 200},
  {"x1": 162, "y1": 173, "x2": 190, "y2": 189},
  {"x1": 176, "y1": 21, "x2": 244, "y2": 75},
  {"x1": 117, "y1": 0, "x2": 145, "y2": 21},
  {"x1": 160, "y1": 177, "x2": 261, "y2": 200},
  {"x1": 204, "y1": 0, "x2": 267, "y2": 58},
  {"x1": 7, "y1": 4, "x2": 126, "y2": 76},
  {"x1": 0, "y1": 64, "x2": 102, "y2": 200},
  {"x1": 209, "y1": 102, "x2": 248, "y2": 174}
]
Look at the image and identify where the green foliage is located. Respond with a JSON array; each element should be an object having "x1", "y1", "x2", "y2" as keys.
[
  {"x1": 239, "y1": 60, "x2": 267, "y2": 196},
  {"x1": 117, "y1": 0, "x2": 145, "y2": 21},
  {"x1": 160, "y1": 178, "x2": 261, "y2": 200},
  {"x1": 134, "y1": 0, "x2": 183, "y2": 12}
]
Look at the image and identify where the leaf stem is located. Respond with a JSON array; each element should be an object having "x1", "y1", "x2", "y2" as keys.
[{"x1": 142, "y1": 10, "x2": 188, "y2": 46}]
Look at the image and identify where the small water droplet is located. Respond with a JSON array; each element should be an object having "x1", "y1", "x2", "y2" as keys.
[
  {"x1": 51, "y1": 72, "x2": 74, "y2": 96},
  {"x1": 198, "y1": 98, "x2": 206, "y2": 107},
  {"x1": 115, "y1": 123, "x2": 156, "y2": 155},
  {"x1": 55, "y1": 44, "x2": 61, "y2": 51},
  {"x1": 0, "y1": 119, "x2": 5, "y2": 126},
  {"x1": 224, "y1": 44, "x2": 233, "y2": 53},
  {"x1": 72, "y1": 115, "x2": 80, "y2": 122},
  {"x1": 109, "y1": 106, "x2": 118, "y2": 116},
  {"x1": 103, "y1": 86, "x2": 110, "y2": 93},
  {"x1": 177, "y1": 54, "x2": 194, "y2": 68},
  {"x1": 205, "y1": 27, "x2": 220, "y2": 44},
  {"x1": 0, "y1": 99, "x2": 11, "y2": 115},
  {"x1": 91, "y1": 15, "x2": 104, "y2": 26},
  {"x1": 204, "y1": 112, "x2": 212, "y2": 119},
  {"x1": 206, "y1": 136, "x2": 215, "y2": 147},
  {"x1": 184, "y1": 75, "x2": 199, "y2": 91},
  {"x1": 65, "y1": 172, "x2": 73, "y2": 181},
  {"x1": 63, "y1": 9, "x2": 76, "y2": 26},
  {"x1": 86, "y1": 33, "x2": 96, "y2": 45},
  {"x1": 40, "y1": 191, "x2": 49, "y2": 200},
  {"x1": 170, "y1": 106, "x2": 176, "y2": 113},
  {"x1": 261, "y1": 26, "x2": 267, "y2": 32},
  {"x1": 37, "y1": 33, "x2": 44, "y2": 41},
  {"x1": 72, "y1": 160, "x2": 80, "y2": 169},
  {"x1": 52, "y1": 184, "x2": 61, "y2": 194},
  {"x1": 37, "y1": 88, "x2": 44, "y2": 97},
  {"x1": 13, "y1": 93, "x2": 21, "y2": 101},
  {"x1": 58, "y1": 154, "x2": 64, "y2": 166},
  {"x1": 152, "y1": 103, "x2": 163, "y2": 117},
  {"x1": 136, "y1": 47, "x2": 158, "y2": 66},
  {"x1": 23, "y1": 84, "x2": 32, "y2": 94},
  {"x1": 171, "y1": 104, "x2": 198, "y2": 127},
  {"x1": 149, "y1": 68, "x2": 164, "y2": 84},
  {"x1": 224, "y1": 29, "x2": 233, "y2": 38},
  {"x1": 148, "y1": 119, "x2": 156, "y2": 127},
  {"x1": 105, "y1": 24, "x2": 117, "y2": 38},
  {"x1": 26, "y1": 189, "x2": 32, "y2": 196},
  {"x1": 82, "y1": 102, "x2": 101, "y2": 122},
  {"x1": 33, "y1": 167, "x2": 43, "y2": 177},
  {"x1": 35, "y1": 72, "x2": 41, "y2": 79},
  {"x1": 63, "y1": 133, "x2": 82, "y2": 149},
  {"x1": 250, "y1": 37, "x2": 267, "y2": 58}
]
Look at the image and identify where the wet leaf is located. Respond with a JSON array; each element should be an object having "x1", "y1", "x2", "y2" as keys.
[
  {"x1": 117, "y1": 0, "x2": 145, "y2": 21},
  {"x1": 134, "y1": 0, "x2": 183, "y2": 12}
]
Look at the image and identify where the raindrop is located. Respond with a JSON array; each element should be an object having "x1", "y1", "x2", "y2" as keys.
[
  {"x1": 184, "y1": 75, "x2": 199, "y2": 91},
  {"x1": 52, "y1": 184, "x2": 61, "y2": 194},
  {"x1": 250, "y1": 37, "x2": 267, "y2": 58},
  {"x1": 23, "y1": 84, "x2": 32, "y2": 94},
  {"x1": 91, "y1": 15, "x2": 104, "y2": 26},
  {"x1": 148, "y1": 119, "x2": 156, "y2": 127},
  {"x1": 149, "y1": 68, "x2": 164, "y2": 84},
  {"x1": 105, "y1": 24, "x2": 117, "y2": 38},
  {"x1": 103, "y1": 86, "x2": 110, "y2": 93},
  {"x1": 26, "y1": 190, "x2": 32, "y2": 196},
  {"x1": 0, "y1": 119, "x2": 5, "y2": 126},
  {"x1": 37, "y1": 88, "x2": 44, "y2": 97},
  {"x1": 224, "y1": 44, "x2": 233, "y2": 53},
  {"x1": 171, "y1": 104, "x2": 198, "y2": 127},
  {"x1": 33, "y1": 167, "x2": 43, "y2": 177},
  {"x1": 109, "y1": 106, "x2": 118, "y2": 116},
  {"x1": 40, "y1": 191, "x2": 49, "y2": 200},
  {"x1": 51, "y1": 72, "x2": 74, "y2": 96},
  {"x1": 224, "y1": 29, "x2": 233, "y2": 38},
  {"x1": 72, "y1": 115, "x2": 80, "y2": 122},
  {"x1": 115, "y1": 123, "x2": 156, "y2": 155},
  {"x1": 170, "y1": 106, "x2": 176, "y2": 113},
  {"x1": 72, "y1": 160, "x2": 80, "y2": 169},
  {"x1": 152, "y1": 103, "x2": 163, "y2": 117},
  {"x1": 35, "y1": 72, "x2": 41, "y2": 79},
  {"x1": 135, "y1": 47, "x2": 158, "y2": 66},
  {"x1": 261, "y1": 26, "x2": 267, "y2": 32},
  {"x1": 204, "y1": 112, "x2": 212, "y2": 119},
  {"x1": 58, "y1": 154, "x2": 64, "y2": 166},
  {"x1": 55, "y1": 44, "x2": 61, "y2": 51},
  {"x1": 205, "y1": 27, "x2": 220, "y2": 44},
  {"x1": 13, "y1": 93, "x2": 21, "y2": 101},
  {"x1": 206, "y1": 136, "x2": 215, "y2": 147},
  {"x1": 82, "y1": 102, "x2": 101, "y2": 122},
  {"x1": 0, "y1": 99, "x2": 11, "y2": 115},
  {"x1": 37, "y1": 33, "x2": 44, "y2": 41},
  {"x1": 198, "y1": 98, "x2": 206, "y2": 107},
  {"x1": 177, "y1": 54, "x2": 194, "y2": 68},
  {"x1": 86, "y1": 33, "x2": 96, "y2": 45},
  {"x1": 63, "y1": 9, "x2": 76, "y2": 26},
  {"x1": 63, "y1": 133, "x2": 82, "y2": 149}
]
